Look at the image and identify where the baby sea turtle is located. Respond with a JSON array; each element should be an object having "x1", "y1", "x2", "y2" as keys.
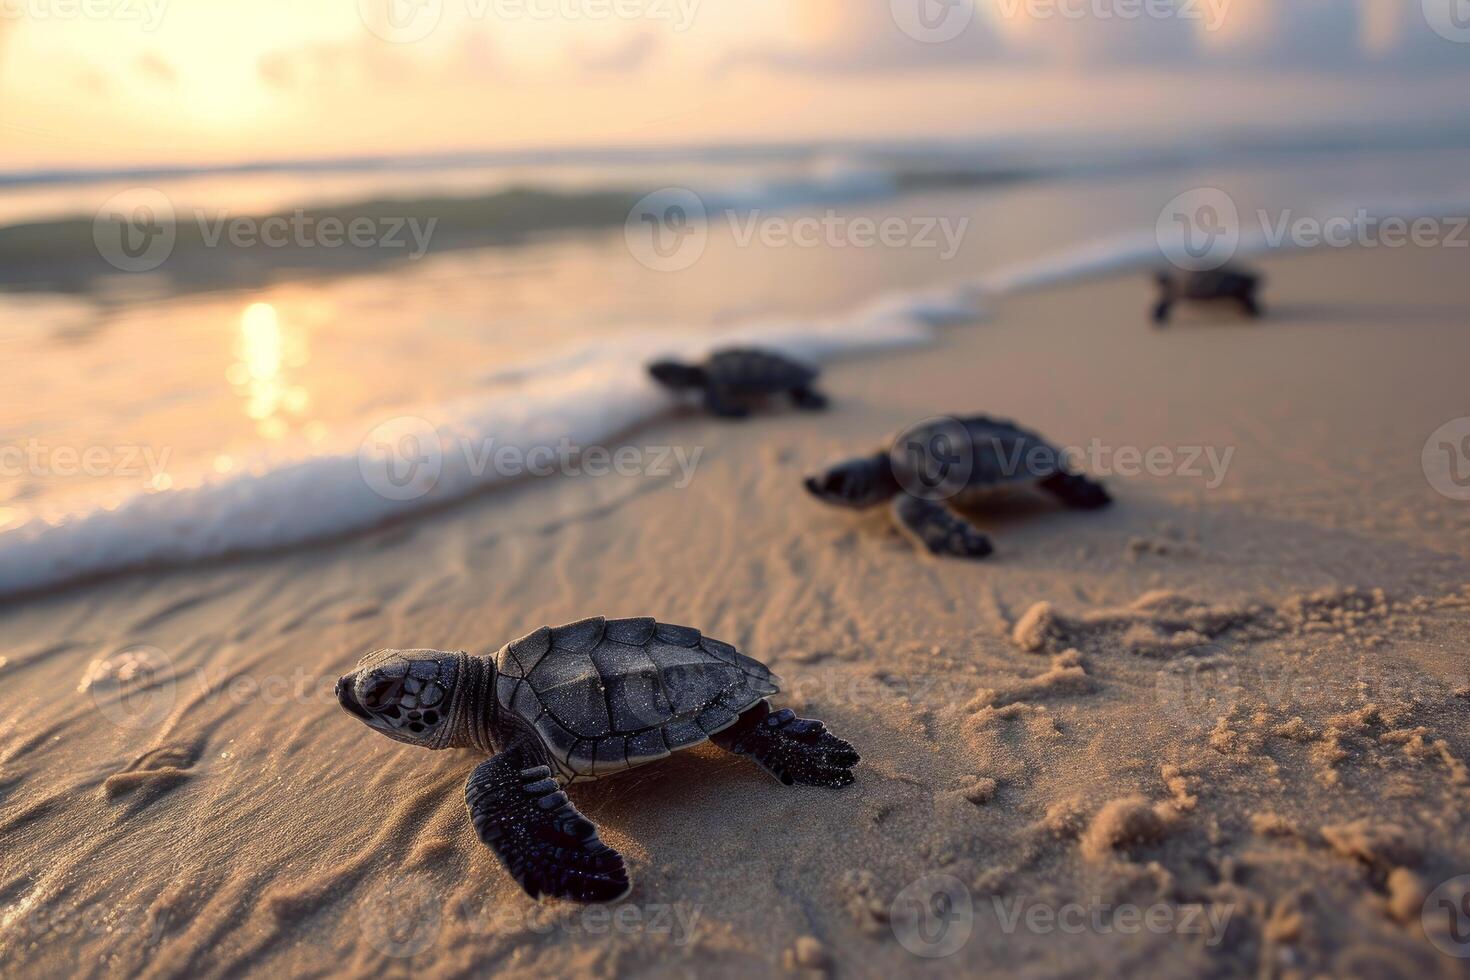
[
  {"x1": 649, "y1": 346, "x2": 828, "y2": 418},
  {"x1": 804, "y1": 415, "x2": 1111, "y2": 558},
  {"x1": 1153, "y1": 266, "x2": 1263, "y2": 325},
  {"x1": 336, "y1": 617, "x2": 858, "y2": 903}
]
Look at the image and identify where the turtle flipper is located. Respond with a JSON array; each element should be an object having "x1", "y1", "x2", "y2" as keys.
[
  {"x1": 1037, "y1": 471, "x2": 1111, "y2": 510},
  {"x1": 712, "y1": 701, "x2": 859, "y2": 788},
  {"x1": 891, "y1": 494, "x2": 993, "y2": 559},
  {"x1": 465, "y1": 744, "x2": 629, "y2": 903}
]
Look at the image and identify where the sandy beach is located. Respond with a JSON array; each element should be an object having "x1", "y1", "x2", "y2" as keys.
[{"x1": 3, "y1": 240, "x2": 1468, "y2": 978}]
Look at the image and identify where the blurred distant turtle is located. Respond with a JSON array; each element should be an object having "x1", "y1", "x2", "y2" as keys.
[
  {"x1": 337, "y1": 617, "x2": 858, "y2": 903},
  {"x1": 1153, "y1": 266, "x2": 1263, "y2": 325},
  {"x1": 649, "y1": 346, "x2": 828, "y2": 418},
  {"x1": 804, "y1": 415, "x2": 1111, "y2": 559}
]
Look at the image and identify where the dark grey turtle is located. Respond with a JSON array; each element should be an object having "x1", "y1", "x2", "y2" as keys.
[
  {"x1": 1153, "y1": 266, "x2": 1263, "y2": 325},
  {"x1": 649, "y1": 346, "x2": 828, "y2": 418},
  {"x1": 804, "y1": 415, "x2": 1111, "y2": 559},
  {"x1": 336, "y1": 616, "x2": 858, "y2": 903}
]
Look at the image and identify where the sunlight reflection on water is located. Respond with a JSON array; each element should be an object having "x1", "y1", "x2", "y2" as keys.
[{"x1": 229, "y1": 301, "x2": 312, "y2": 438}]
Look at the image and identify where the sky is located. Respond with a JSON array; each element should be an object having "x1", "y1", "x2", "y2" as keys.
[{"x1": 2, "y1": 0, "x2": 1469, "y2": 169}]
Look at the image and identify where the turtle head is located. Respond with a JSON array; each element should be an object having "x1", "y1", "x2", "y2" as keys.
[
  {"x1": 648, "y1": 360, "x2": 706, "y2": 391},
  {"x1": 804, "y1": 452, "x2": 899, "y2": 509},
  {"x1": 336, "y1": 649, "x2": 463, "y2": 749}
]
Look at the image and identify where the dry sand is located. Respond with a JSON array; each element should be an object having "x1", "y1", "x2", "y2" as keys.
[{"x1": 4, "y1": 243, "x2": 1470, "y2": 978}]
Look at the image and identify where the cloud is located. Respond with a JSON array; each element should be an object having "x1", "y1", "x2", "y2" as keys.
[
  {"x1": 986, "y1": 0, "x2": 1202, "y2": 66},
  {"x1": 713, "y1": 0, "x2": 1470, "y2": 75},
  {"x1": 1199, "y1": 0, "x2": 1362, "y2": 68},
  {"x1": 571, "y1": 32, "x2": 660, "y2": 74},
  {"x1": 715, "y1": 1, "x2": 1005, "y2": 74}
]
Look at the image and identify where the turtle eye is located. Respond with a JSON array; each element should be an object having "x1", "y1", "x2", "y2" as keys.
[{"x1": 364, "y1": 677, "x2": 403, "y2": 709}]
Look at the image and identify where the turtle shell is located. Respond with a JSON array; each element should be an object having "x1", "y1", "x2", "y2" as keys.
[
  {"x1": 705, "y1": 347, "x2": 817, "y2": 394},
  {"x1": 492, "y1": 617, "x2": 779, "y2": 782},
  {"x1": 1179, "y1": 268, "x2": 1257, "y2": 300},
  {"x1": 892, "y1": 415, "x2": 1068, "y2": 495}
]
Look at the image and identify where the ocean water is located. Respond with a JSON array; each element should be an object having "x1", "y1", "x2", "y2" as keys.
[{"x1": 1, "y1": 137, "x2": 1467, "y2": 597}]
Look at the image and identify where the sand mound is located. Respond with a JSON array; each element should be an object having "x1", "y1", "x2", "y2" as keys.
[
  {"x1": 103, "y1": 742, "x2": 201, "y2": 806},
  {"x1": 1011, "y1": 587, "x2": 1410, "y2": 657},
  {"x1": 1078, "y1": 796, "x2": 1177, "y2": 863},
  {"x1": 1319, "y1": 819, "x2": 1424, "y2": 871},
  {"x1": 965, "y1": 650, "x2": 1092, "y2": 711}
]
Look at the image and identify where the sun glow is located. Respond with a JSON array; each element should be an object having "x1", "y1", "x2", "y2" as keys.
[{"x1": 228, "y1": 302, "x2": 310, "y2": 435}]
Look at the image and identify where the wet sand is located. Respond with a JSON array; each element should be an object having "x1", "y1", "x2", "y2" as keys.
[{"x1": 3, "y1": 243, "x2": 1470, "y2": 978}]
